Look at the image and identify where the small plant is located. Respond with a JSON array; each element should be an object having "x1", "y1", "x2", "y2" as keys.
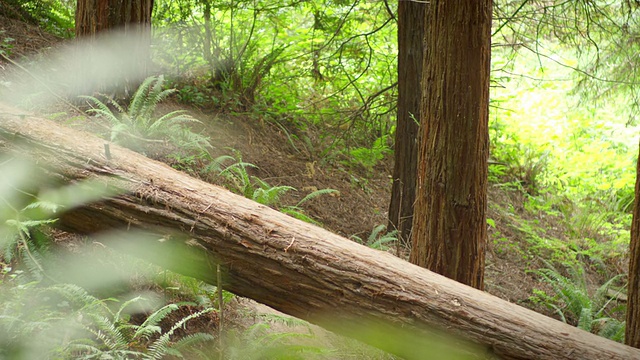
[
  {"x1": 208, "y1": 152, "x2": 294, "y2": 206},
  {"x1": 344, "y1": 135, "x2": 391, "y2": 171},
  {"x1": 81, "y1": 75, "x2": 211, "y2": 152},
  {"x1": 0, "y1": 31, "x2": 14, "y2": 57},
  {"x1": 176, "y1": 85, "x2": 208, "y2": 107},
  {"x1": 208, "y1": 151, "x2": 338, "y2": 224},
  {"x1": 529, "y1": 260, "x2": 626, "y2": 341},
  {"x1": 157, "y1": 270, "x2": 235, "y2": 308},
  {"x1": 350, "y1": 225, "x2": 398, "y2": 251},
  {"x1": 279, "y1": 188, "x2": 339, "y2": 225}
]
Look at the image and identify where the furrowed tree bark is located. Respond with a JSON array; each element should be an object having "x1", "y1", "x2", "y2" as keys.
[
  {"x1": 410, "y1": 0, "x2": 491, "y2": 289},
  {"x1": 626, "y1": 139, "x2": 640, "y2": 348},
  {"x1": 0, "y1": 107, "x2": 638, "y2": 360},
  {"x1": 75, "y1": 0, "x2": 154, "y2": 97},
  {"x1": 388, "y1": 0, "x2": 425, "y2": 248}
]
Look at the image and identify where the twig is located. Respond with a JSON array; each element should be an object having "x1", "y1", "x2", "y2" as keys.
[{"x1": 284, "y1": 236, "x2": 296, "y2": 252}]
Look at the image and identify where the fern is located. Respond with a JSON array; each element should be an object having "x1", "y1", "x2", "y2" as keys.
[
  {"x1": 294, "y1": 188, "x2": 338, "y2": 207},
  {"x1": 133, "y1": 303, "x2": 180, "y2": 340},
  {"x1": 147, "y1": 307, "x2": 215, "y2": 360},
  {"x1": 252, "y1": 181, "x2": 295, "y2": 206},
  {"x1": 280, "y1": 188, "x2": 338, "y2": 225},
  {"x1": 81, "y1": 75, "x2": 211, "y2": 152},
  {"x1": 350, "y1": 225, "x2": 397, "y2": 251},
  {"x1": 531, "y1": 261, "x2": 626, "y2": 339}
]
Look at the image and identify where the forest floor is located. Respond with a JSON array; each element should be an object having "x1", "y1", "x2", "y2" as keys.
[{"x1": 0, "y1": 14, "x2": 627, "y2": 357}]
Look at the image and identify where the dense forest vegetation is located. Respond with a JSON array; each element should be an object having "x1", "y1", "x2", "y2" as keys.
[{"x1": 1, "y1": 0, "x2": 640, "y2": 358}]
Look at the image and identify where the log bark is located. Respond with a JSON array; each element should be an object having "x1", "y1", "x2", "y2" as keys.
[{"x1": 0, "y1": 105, "x2": 638, "y2": 360}]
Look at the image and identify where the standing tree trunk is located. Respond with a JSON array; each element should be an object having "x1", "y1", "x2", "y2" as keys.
[
  {"x1": 75, "y1": 0, "x2": 154, "y2": 37},
  {"x1": 74, "y1": 0, "x2": 154, "y2": 97},
  {"x1": 626, "y1": 139, "x2": 640, "y2": 347},
  {"x1": 410, "y1": 1, "x2": 491, "y2": 289},
  {"x1": 388, "y1": 0, "x2": 426, "y2": 249}
]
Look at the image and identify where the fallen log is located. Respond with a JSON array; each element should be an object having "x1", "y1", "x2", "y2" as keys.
[{"x1": 0, "y1": 105, "x2": 638, "y2": 360}]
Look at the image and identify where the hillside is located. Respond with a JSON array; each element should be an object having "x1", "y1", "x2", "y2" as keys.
[{"x1": 0, "y1": 10, "x2": 631, "y2": 358}]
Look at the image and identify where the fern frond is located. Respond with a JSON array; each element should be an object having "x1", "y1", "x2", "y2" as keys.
[
  {"x1": 49, "y1": 283, "x2": 104, "y2": 309},
  {"x1": 114, "y1": 296, "x2": 144, "y2": 323},
  {"x1": 79, "y1": 95, "x2": 121, "y2": 124},
  {"x1": 128, "y1": 76, "x2": 158, "y2": 119},
  {"x1": 170, "y1": 332, "x2": 215, "y2": 352},
  {"x1": 133, "y1": 303, "x2": 179, "y2": 340},
  {"x1": 295, "y1": 188, "x2": 338, "y2": 206},
  {"x1": 367, "y1": 224, "x2": 387, "y2": 243},
  {"x1": 597, "y1": 319, "x2": 625, "y2": 342},
  {"x1": 90, "y1": 318, "x2": 128, "y2": 351},
  {"x1": 142, "y1": 87, "x2": 176, "y2": 121},
  {"x1": 206, "y1": 155, "x2": 237, "y2": 174},
  {"x1": 147, "y1": 307, "x2": 215, "y2": 360},
  {"x1": 280, "y1": 207, "x2": 320, "y2": 225},
  {"x1": 147, "y1": 111, "x2": 198, "y2": 138},
  {"x1": 219, "y1": 161, "x2": 258, "y2": 176},
  {"x1": 110, "y1": 123, "x2": 131, "y2": 142},
  {"x1": 1, "y1": 233, "x2": 18, "y2": 262},
  {"x1": 23, "y1": 200, "x2": 61, "y2": 214},
  {"x1": 253, "y1": 183, "x2": 295, "y2": 206},
  {"x1": 577, "y1": 305, "x2": 593, "y2": 331},
  {"x1": 173, "y1": 130, "x2": 211, "y2": 151}
]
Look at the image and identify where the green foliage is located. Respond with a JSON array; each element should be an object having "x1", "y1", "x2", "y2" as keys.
[
  {"x1": 222, "y1": 317, "x2": 332, "y2": 360},
  {"x1": 279, "y1": 188, "x2": 339, "y2": 225},
  {"x1": 208, "y1": 151, "x2": 292, "y2": 205},
  {"x1": 152, "y1": 0, "x2": 397, "y2": 154},
  {"x1": 176, "y1": 84, "x2": 209, "y2": 108},
  {"x1": 157, "y1": 270, "x2": 235, "y2": 308},
  {"x1": 351, "y1": 225, "x2": 397, "y2": 251},
  {"x1": 0, "y1": 281, "x2": 215, "y2": 359},
  {"x1": 0, "y1": 158, "x2": 217, "y2": 359},
  {"x1": 344, "y1": 135, "x2": 392, "y2": 171},
  {"x1": 208, "y1": 151, "x2": 337, "y2": 224},
  {"x1": 529, "y1": 261, "x2": 626, "y2": 341},
  {"x1": 0, "y1": 31, "x2": 14, "y2": 57},
  {"x1": 81, "y1": 75, "x2": 211, "y2": 152},
  {"x1": 2, "y1": 0, "x2": 74, "y2": 38}
]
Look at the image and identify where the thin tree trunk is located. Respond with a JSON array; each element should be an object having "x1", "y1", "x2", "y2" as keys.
[
  {"x1": 0, "y1": 106, "x2": 638, "y2": 360},
  {"x1": 626, "y1": 139, "x2": 640, "y2": 348},
  {"x1": 388, "y1": 0, "x2": 425, "y2": 249},
  {"x1": 410, "y1": 0, "x2": 491, "y2": 290}
]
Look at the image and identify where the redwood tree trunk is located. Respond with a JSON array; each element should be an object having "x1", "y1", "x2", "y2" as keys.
[
  {"x1": 626, "y1": 139, "x2": 640, "y2": 348},
  {"x1": 388, "y1": 0, "x2": 425, "y2": 248},
  {"x1": 1, "y1": 105, "x2": 639, "y2": 359},
  {"x1": 74, "y1": 0, "x2": 154, "y2": 96},
  {"x1": 410, "y1": 1, "x2": 491, "y2": 289},
  {"x1": 75, "y1": 0, "x2": 153, "y2": 37}
]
